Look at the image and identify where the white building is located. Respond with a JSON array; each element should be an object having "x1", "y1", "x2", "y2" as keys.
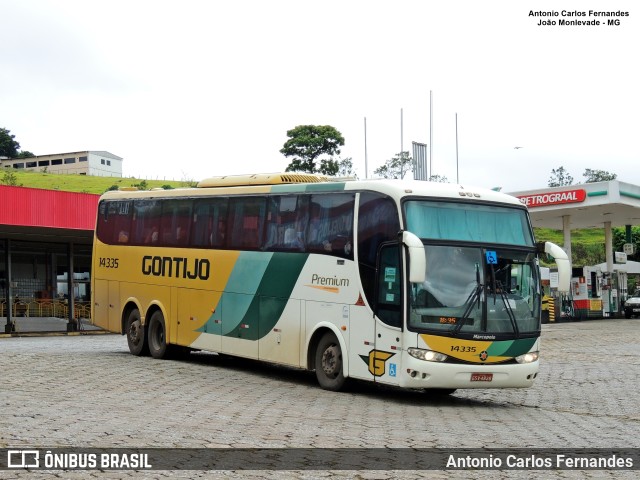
[{"x1": 1, "y1": 150, "x2": 122, "y2": 177}]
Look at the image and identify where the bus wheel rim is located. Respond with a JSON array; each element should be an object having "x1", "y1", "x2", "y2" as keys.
[
  {"x1": 321, "y1": 345, "x2": 340, "y2": 377},
  {"x1": 128, "y1": 320, "x2": 142, "y2": 346}
]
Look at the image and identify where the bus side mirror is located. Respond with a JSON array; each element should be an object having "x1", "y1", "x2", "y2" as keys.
[
  {"x1": 402, "y1": 231, "x2": 426, "y2": 284},
  {"x1": 538, "y1": 241, "x2": 570, "y2": 293}
]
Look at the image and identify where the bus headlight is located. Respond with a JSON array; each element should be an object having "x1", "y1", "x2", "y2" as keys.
[
  {"x1": 408, "y1": 347, "x2": 448, "y2": 362},
  {"x1": 515, "y1": 351, "x2": 539, "y2": 364}
]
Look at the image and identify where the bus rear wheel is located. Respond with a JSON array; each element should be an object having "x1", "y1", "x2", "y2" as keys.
[
  {"x1": 315, "y1": 332, "x2": 346, "y2": 391},
  {"x1": 125, "y1": 308, "x2": 148, "y2": 356},
  {"x1": 148, "y1": 311, "x2": 168, "y2": 359}
]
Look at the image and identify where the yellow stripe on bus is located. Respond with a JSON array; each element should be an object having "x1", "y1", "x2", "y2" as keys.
[
  {"x1": 305, "y1": 284, "x2": 340, "y2": 294},
  {"x1": 420, "y1": 334, "x2": 511, "y2": 364}
]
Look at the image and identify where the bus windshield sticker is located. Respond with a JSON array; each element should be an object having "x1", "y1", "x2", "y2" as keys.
[
  {"x1": 384, "y1": 267, "x2": 396, "y2": 283},
  {"x1": 485, "y1": 251, "x2": 498, "y2": 264}
]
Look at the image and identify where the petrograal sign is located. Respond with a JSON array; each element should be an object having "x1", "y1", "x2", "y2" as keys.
[{"x1": 517, "y1": 189, "x2": 586, "y2": 208}]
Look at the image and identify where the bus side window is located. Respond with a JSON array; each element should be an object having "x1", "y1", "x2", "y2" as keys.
[
  {"x1": 264, "y1": 195, "x2": 308, "y2": 251},
  {"x1": 306, "y1": 193, "x2": 354, "y2": 258},
  {"x1": 97, "y1": 200, "x2": 132, "y2": 245},
  {"x1": 160, "y1": 199, "x2": 192, "y2": 247},
  {"x1": 131, "y1": 200, "x2": 161, "y2": 245},
  {"x1": 191, "y1": 201, "x2": 212, "y2": 247},
  {"x1": 192, "y1": 198, "x2": 228, "y2": 249},
  {"x1": 375, "y1": 244, "x2": 402, "y2": 328},
  {"x1": 228, "y1": 197, "x2": 266, "y2": 250},
  {"x1": 96, "y1": 202, "x2": 111, "y2": 243}
]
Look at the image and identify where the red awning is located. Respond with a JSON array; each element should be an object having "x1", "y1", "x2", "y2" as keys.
[{"x1": 0, "y1": 185, "x2": 99, "y2": 231}]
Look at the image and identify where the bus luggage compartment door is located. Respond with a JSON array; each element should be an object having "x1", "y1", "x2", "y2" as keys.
[
  {"x1": 94, "y1": 279, "x2": 121, "y2": 333},
  {"x1": 258, "y1": 297, "x2": 301, "y2": 366},
  {"x1": 177, "y1": 288, "x2": 222, "y2": 351}
]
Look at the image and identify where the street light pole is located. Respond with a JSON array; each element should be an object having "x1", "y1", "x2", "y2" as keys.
[{"x1": 455, "y1": 113, "x2": 459, "y2": 183}]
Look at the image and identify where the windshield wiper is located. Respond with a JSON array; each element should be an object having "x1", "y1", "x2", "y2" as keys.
[
  {"x1": 496, "y1": 280, "x2": 520, "y2": 337},
  {"x1": 455, "y1": 265, "x2": 482, "y2": 334}
]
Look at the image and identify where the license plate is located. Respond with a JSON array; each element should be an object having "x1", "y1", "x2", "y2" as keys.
[{"x1": 470, "y1": 373, "x2": 493, "y2": 382}]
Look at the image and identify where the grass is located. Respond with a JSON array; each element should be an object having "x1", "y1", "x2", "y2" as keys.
[
  {"x1": 534, "y1": 227, "x2": 605, "y2": 246},
  {"x1": 535, "y1": 227, "x2": 610, "y2": 266},
  {"x1": 1, "y1": 170, "x2": 195, "y2": 195}
]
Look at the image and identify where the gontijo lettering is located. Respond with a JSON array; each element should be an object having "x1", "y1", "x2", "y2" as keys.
[{"x1": 142, "y1": 256, "x2": 210, "y2": 280}]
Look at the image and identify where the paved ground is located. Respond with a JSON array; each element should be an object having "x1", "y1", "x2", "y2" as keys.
[{"x1": 1, "y1": 319, "x2": 638, "y2": 479}]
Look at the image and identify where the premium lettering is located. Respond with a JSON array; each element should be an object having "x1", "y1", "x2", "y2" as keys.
[
  {"x1": 311, "y1": 274, "x2": 349, "y2": 287},
  {"x1": 142, "y1": 256, "x2": 210, "y2": 280}
]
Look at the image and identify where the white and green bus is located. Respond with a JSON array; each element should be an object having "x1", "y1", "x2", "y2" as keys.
[{"x1": 91, "y1": 173, "x2": 570, "y2": 393}]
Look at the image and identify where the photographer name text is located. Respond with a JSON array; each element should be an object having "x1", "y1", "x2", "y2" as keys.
[{"x1": 531, "y1": 10, "x2": 629, "y2": 27}]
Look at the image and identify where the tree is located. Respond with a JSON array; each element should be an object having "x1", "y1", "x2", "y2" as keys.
[
  {"x1": 0, "y1": 127, "x2": 21, "y2": 158},
  {"x1": 336, "y1": 157, "x2": 357, "y2": 178},
  {"x1": 1, "y1": 170, "x2": 22, "y2": 186},
  {"x1": 132, "y1": 180, "x2": 149, "y2": 190},
  {"x1": 281, "y1": 125, "x2": 345, "y2": 174},
  {"x1": 15, "y1": 151, "x2": 35, "y2": 158},
  {"x1": 548, "y1": 166, "x2": 574, "y2": 187},
  {"x1": 318, "y1": 159, "x2": 339, "y2": 176},
  {"x1": 373, "y1": 151, "x2": 412, "y2": 179},
  {"x1": 613, "y1": 226, "x2": 640, "y2": 262},
  {"x1": 429, "y1": 174, "x2": 448, "y2": 183},
  {"x1": 583, "y1": 168, "x2": 616, "y2": 183}
]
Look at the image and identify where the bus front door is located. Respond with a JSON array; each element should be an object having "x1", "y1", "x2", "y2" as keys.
[{"x1": 373, "y1": 244, "x2": 403, "y2": 385}]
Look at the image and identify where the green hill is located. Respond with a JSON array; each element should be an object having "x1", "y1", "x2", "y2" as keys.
[
  {"x1": 534, "y1": 227, "x2": 606, "y2": 248},
  {"x1": 1, "y1": 169, "x2": 194, "y2": 195},
  {"x1": 534, "y1": 227, "x2": 607, "y2": 266}
]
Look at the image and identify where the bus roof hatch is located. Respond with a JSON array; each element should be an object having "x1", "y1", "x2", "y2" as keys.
[{"x1": 197, "y1": 173, "x2": 328, "y2": 188}]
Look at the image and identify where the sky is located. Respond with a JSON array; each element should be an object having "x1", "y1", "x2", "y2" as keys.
[{"x1": 1, "y1": 0, "x2": 638, "y2": 192}]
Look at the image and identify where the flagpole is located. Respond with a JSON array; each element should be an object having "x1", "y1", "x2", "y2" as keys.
[
  {"x1": 455, "y1": 113, "x2": 459, "y2": 183},
  {"x1": 400, "y1": 108, "x2": 404, "y2": 156},
  {"x1": 364, "y1": 117, "x2": 368, "y2": 179},
  {"x1": 429, "y1": 90, "x2": 433, "y2": 180}
]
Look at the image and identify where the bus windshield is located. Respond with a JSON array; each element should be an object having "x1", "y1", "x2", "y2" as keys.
[
  {"x1": 409, "y1": 246, "x2": 541, "y2": 335},
  {"x1": 404, "y1": 200, "x2": 534, "y2": 246}
]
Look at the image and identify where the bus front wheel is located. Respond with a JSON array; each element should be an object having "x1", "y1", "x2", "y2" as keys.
[
  {"x1": 125, "y1": 308, "x2": 148, "y2": 356},
  {"x1": 148, "y1": 311, "x2": 168, "y2": 359},
  {"x1": 315, "y1": 332, "x2": 346, "y2": 391}
]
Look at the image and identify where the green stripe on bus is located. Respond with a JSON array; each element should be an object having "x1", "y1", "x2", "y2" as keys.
[
  {"x1": 271, "y1": 182, "x2": 347, "y2": 194},
  {"x1": 486, "y1": 337, "x2": 537, "y2": 357},
  {"x1": 223, "y1": 252, "x2": 309, "y2": 340},
  {"x1": 271, "y1": 184, "x2": 312, "y2": 193},
  {"x1": 305, "y1": 182, "x2": 346, "y2": 192}
]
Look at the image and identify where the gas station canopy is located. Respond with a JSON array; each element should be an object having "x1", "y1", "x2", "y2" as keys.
[{"x1": 509, "y1": 180, "x2": 640, "y2": 230}]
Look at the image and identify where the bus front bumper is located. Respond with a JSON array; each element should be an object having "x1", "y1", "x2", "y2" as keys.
[{"x1": 398, "y1": 357, "x2": 540, "y2": 389}]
